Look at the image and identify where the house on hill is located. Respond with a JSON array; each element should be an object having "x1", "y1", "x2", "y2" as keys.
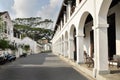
[
  {"x1": 21, "y1": 37, "x2": 43, "y2": 54},
  {"x1": 0, "y1": 11, "x2": 13, "y2": 40}
]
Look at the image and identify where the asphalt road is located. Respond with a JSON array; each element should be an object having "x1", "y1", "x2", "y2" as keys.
[{"x1": 0, "y1": 53, "x2": 89, "y2": 80}]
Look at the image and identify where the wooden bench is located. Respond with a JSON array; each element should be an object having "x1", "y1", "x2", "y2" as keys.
[{"x1": 84, "y1": 51, "x2": 94, "y2": 68}]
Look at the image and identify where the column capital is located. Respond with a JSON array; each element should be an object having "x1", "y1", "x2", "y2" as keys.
[
  {"x1": 64, "y1": 11, "x2": 66, "y2": 14},
  {"x1": 68, "y1": 0, "x2": 72, "y2": 4},
  {"x1": 64, "y1": 40, "x2": 68, "y2": 42},
  {"x1": 75, "y1": 34, "x2": 84, "y2": 37},
  {"x1": 69, "y1": 38, "x2": 74, "y2": 41},
  {"x1": 92, "y1": 24, "x2": 109, "y2": 30}
]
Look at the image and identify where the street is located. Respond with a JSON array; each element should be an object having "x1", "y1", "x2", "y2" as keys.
[{"x1": 0, "y1": 53, "x2": 89, "y2": 80}]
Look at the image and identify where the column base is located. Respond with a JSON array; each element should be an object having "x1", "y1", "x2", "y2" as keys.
[
  {"x1": 98, "y1": 70, "x2": 110, "y2": 75},
  {"x1": 76, "y1": 61, "x2": 84, "y2": 64},
  {"x1": 93, "y1": 68, "x2": 97, "y2": 78},
  {"x1": 64, "y1": 55, "x2": 68, "y2": 58}
]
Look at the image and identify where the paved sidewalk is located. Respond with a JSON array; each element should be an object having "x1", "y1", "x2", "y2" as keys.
[{"x1": 56, "y1": 54, "x2": 120, "y2": 80}]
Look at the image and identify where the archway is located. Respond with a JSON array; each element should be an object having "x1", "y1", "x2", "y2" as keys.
[
  {"x1": 84, "y1": 14, "x2": 94, "y2": 58},
  {"x1": 70, "y1": 25, "x2": 77, "y2": 61},
  {"x1": 99, "y1": 0, "x2": 120, "y2": 59},
  {"x1": 107, "y1": 0, "x2": 120, "y2": 59},
  {"x1": 78, "y1": 12, "x2": 94, "y2": 58}
]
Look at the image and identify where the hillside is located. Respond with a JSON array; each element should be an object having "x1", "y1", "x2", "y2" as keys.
[
  {"x1": 12, "y1": 17, "x2": 53, "y2": 29},
  {"x1": 13, "y1": 17, "x2": 54, "y2": 42}
]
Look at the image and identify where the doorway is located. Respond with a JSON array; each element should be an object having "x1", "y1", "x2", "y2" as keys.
[{"x1": 107, "y1": 13, "x2": 116, "y2": 58}]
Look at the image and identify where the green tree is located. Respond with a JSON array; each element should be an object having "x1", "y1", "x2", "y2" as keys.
[
  {"x1": 9, "y1": 44, "x2": 17, "y2": 51},
  {"x1": 23, "y1": 45, "x2": 30, "y2": 52},
  {"x1": 0, "y1": 39, "x2": 9, "y2": 50}
]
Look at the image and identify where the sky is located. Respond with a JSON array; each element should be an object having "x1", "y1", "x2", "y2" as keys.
[{"x1": 0, "y1": 0, "x2": 63, "y2": 21}]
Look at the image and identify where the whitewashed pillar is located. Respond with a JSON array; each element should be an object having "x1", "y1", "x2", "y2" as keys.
[
  {"x1": 60, "y1": 20, "x2": 63, "y2": 28},
  {"x1": 76, "y1": 34, "x2": 84, "y2": 64},
  {"x1": 63, "y1": 11, "x2": 66, "y2": 25},
  {"x1": 62, "y1": 41, "x2": 64, "y2": 56},
  {"x1": 64, "y1": 40, "x2": 68, "y2": 57},
  {"x1": 96, "y1": 24, "x2": 110, "y2": 74},
  {"x1": 58, "y1": 42, "x2": 60, "y2": 54},
  {"x1": 60, "y1": 41, "x2": 62, "y2": 55},
  {"x1": 68, "y1": 38, "x2": 74, "y2": 60},
  {"x1": 76, "y1": 0, "x2": 80, "y2": 7},
  {"x1": 67, "y1": 1, "x2": 72, "y2": 20}
]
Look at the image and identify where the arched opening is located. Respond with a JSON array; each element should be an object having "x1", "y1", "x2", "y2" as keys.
[
  {"x1": 74, "y1": 28, "x2": 77, "y2": 61},
  {"x1": 70, "y1": 25, "x2": 77, "y2": 61},
  {"x1": 78, "y1": 12, "x2": 94, "y2": 58},
  {"x1": 107, "y1": 0, "x2": 120, "y2": 59},
  {"x1": 84, "y1": 14, "x2": 94, "y2": 58}
]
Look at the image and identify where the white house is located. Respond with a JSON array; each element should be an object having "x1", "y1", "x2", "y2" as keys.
[
  {"x1": 21, "y1": 37, "x2": 42, "y2": 54},
  {"x1": 52, "y1": 0, "x2": 120, "y2": 79},
  {"x1": 0, "y1": 11, "x2": 13, "y2": 40},
  {"x1": 44, "y1": 43, "x2": 52, "y2": 51},
  {"x1": 11, "y1": 37, "x2": 22, "y2": 57}
]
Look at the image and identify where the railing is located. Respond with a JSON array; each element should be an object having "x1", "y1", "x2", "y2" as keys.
[
  {"x1": 71, "y1": 0, "x2": 83, "y2": 16},
  {"x1": 79, "y1": 0, "x2": 82, "y2": 3},
  {"x1": 71, "y1": 5, "x2": 75, "y2": 15}
]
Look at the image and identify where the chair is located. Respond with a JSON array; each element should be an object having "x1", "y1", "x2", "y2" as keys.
[
  {"x1": 84, "y1": 51, "x2": 94, "y2": 68},
  {"x1": 109, "y1": 55, "x2": 120, "y2": 68},
  {"x1": 84, "y1": 51, "x2": 88, "y2": 64}
]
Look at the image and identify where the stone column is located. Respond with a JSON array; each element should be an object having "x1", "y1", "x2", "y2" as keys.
[
  {"x1": 63, "y1": 11, "x2": 66, "y2": 25},
  {"x1": 60, "y1": 20, "x2": 63, "y2": 28},
  {"x1": 67, "y1": 1, "x2": 72, "y2": 20},
  {"x1": 76, "y1": 0, "x2": 80, "y2": 7},
  {"x1": 64, "y1": 40, "x2": 68, "y2": 57},
  {"x1": 62, "y1": 41, "x2": 64, "y2": 56},
  {"x1": 58, "y1": 42, "x2": 60, "y2": 54},
  {"x1": 60, "y1": 41, "x2": 62, "y2": 55},
  {"x1": 96, "y1": 24, "x2": 110, "y2": 74},
  {"x1": 68, "y1": 38, "x2": 74, "y2": 60},
  {"x1": 76, "y1": 34, "x2": 84, "y2": 64},
  {"x1": 59, "y1": 25, "x2": 61, "y2": 31}
]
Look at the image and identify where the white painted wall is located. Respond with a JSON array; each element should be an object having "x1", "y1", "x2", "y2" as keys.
[{"x1": 22, "y1": 37, "x2": 37, "y2": 54}]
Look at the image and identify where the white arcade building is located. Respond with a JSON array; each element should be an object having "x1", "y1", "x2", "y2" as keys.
[{"x1": 52, "y1": 0, "x2": 120, "y2": 79}]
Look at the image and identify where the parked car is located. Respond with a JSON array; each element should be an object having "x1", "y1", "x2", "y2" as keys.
[
  {"x1": 6, "y1": 54, "x2": 16, "y2": 62},
  {"x1": 0, "y1": 53, "x2": 6, "y2": 64},
  {"x1": 20, "y1": 53, "x2": 27, "y2": 57}
]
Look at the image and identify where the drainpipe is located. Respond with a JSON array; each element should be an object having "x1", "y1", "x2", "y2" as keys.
[{"x1": 93, "y1": 0, "x2": 97, "y2": 78}]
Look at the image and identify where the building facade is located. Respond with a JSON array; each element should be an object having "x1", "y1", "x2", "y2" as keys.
[
  {"x1": 52, "y1": 0, "x2": 120, "y2": 78},
  {"x1": 0, "y1": 11, "x2": 14, "y2": 40}
]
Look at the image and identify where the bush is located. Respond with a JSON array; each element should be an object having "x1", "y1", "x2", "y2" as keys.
[
  {"x1": 9, "y1": 44, "x2": 17, "y2": 50},
  {"x1": 23, "y1": 45, "x2": 30, "y2": 51},
  {"x1": 0, "y1": 39, "x2": 9, "y2": 50}
]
